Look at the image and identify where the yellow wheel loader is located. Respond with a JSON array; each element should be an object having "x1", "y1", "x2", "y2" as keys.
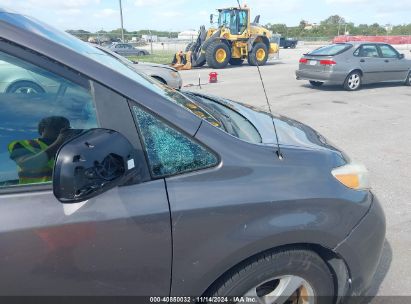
[{"x1": 172, "y1": 5, "x2": 280, "y2": 70}]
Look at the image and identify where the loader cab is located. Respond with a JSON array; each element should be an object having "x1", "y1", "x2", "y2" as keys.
[{"x1": 218, "y1": 8, "x2": 249, "y2": 35}]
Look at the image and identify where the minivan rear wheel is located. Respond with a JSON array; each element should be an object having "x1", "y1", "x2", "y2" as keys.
[
  {"x1": 207, "y1": 249, "x2": 334, "y2": 304},
  {"x1": 309, "y1": 81, "x2": 324, "y2": 87},
  {"x1": 344, "y1": 71, "x2": 362, "y2": 91}
]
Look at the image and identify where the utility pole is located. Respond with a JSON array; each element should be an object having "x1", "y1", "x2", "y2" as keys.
[{"x1": 119, "y1": 0, "x2": 125, "y2": 42}]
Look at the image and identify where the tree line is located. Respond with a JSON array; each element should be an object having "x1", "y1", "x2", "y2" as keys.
[
  {"x1": 67, "y1": 15, "x2": 411, "y2": 41},
  {"x1": 266, "y1": 15, "x2": 411, "y2": 38}
]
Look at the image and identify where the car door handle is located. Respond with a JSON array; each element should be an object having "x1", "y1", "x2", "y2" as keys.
[
  {"x1": 360, "y1": 59, "x2": 365, "y2": 63},
  {"x1": 384, "y1": 60, "x2": 389, "y2": 63}
]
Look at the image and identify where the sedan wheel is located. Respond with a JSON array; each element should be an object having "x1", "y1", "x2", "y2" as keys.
[
  {"x1": 243, "y1": 275, "x2": 315, "y2": 304},
  {"x1": 344, "y1": 72, "x2": 362, "y2": 91},
  {"x1": 207, "y1": 249, "x2": 334, "y2": 304}
]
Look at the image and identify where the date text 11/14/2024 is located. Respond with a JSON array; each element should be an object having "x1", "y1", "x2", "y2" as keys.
[{"x1": 149, "y1": 296, "x2": 257, "y2": 303}]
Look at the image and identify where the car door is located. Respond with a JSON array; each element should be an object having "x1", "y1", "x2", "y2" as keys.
[
  {"x1": 377, "y1": 44, "x2": 409, "y2": 81},
  {"x1": 0, "y1": 47, "x2": 171, "y2": 296},
  {"x1": 355, "y1": 44, "x2": 386, "y2": 83},
  {"x1": 115, "y1": 44, "x2": 126, "y2": 56}
]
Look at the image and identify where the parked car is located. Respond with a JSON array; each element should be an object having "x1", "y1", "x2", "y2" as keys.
[
  {"x1": 94, "y1": 44, "x2": 182, "y2": 89},
  {"x1": 0, "y1": 59, "x2": 59, "y2": 94},
  {"x1": 280, "y1": 37, "x2": 298, "y2": 49},
  {"x1": 296, "y1": 42, "x2": 411, "y2": 90},
  {"x1": 0, "y1": 9, "x2": 386, "y2": 302},
  {"x1": 109, "y1": 42, "x2": 150, "y2": 56}
]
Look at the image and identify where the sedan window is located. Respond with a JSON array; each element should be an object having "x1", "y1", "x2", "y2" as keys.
[
  {"x1": 308, "y1": 44, "x2": 352, "y2": 56},
  {"x1": 379, "y1": 45, "x2": 399, "y2": 58},
  {"x1": 358, "y1": 45, "x2": 379, "y2": 58}
]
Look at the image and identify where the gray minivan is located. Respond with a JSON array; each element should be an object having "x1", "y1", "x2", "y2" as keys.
[{"x1": 0, "y1": 9, "x2": 385, "y2": 303}]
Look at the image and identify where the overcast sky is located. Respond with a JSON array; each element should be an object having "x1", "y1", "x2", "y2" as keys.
[{"x1": 2, "y1": 0, "x2": 411, "y2": 32}]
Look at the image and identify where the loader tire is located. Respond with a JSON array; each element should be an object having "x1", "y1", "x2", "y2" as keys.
[
  {"x1": 248, "y1": 42, "x2": 269, "y2": 66},
  {"x1": 206, "y1": 41, "x2": 231, "y2": 69}
]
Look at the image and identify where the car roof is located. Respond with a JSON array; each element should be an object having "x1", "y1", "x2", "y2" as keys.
[{"x1": 0, "y1": 9, "x2": 201, "y2": 135}]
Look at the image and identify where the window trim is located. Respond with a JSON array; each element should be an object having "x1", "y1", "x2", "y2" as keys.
[{"x1": 129, "y1": 101, "x2": 220, "y2": 180}]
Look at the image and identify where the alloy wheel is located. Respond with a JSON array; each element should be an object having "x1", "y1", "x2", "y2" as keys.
[
  {"x1": 243, "y1": 275, "x2": 315, "y2": 304},
  {"x1": 347, "y1": 73, "x2": 360, "y2": 90}
]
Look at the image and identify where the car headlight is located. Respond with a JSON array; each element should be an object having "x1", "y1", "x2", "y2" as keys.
[{"x1": 331, "y1": 162, "x2": 370, "y2": 190}]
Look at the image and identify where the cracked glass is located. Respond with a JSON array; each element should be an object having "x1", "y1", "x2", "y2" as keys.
[{"x1": 133, "y1": 106, "x2": 218, "y2": 178}]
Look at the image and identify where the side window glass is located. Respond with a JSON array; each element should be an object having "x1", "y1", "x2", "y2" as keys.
[
  {"x1": 359, "y1": 45, "x2": 379, "y2": 58},
  {"x1": 379, "y1": 45, "x2": 399, "y2": 58},
  {"x1": 0, "y1": 51, "x2": 98, "y2": 188},
  {"x1": 238, "y1": 11, "x2": 248, "y2": 34},
  {"x1": 132, "y1": 106, "x2": 218, "y2": 178}
]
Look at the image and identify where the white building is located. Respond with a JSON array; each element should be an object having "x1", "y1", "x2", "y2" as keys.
[
  {"x1": 142, "y1": 34, "x2": 158, "y2": 42},
  {"x1": 178, "y1": 30, "x2": 198, "y2": 40}
]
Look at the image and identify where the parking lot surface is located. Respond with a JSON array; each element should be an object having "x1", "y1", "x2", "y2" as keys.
[{"x1": 180, "y1": 45, "x2": 411, "y2": 298}]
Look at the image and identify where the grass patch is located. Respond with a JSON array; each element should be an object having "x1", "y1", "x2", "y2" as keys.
[{"x1": 127, "y1": 51, "x2": 176, "y2": 65}]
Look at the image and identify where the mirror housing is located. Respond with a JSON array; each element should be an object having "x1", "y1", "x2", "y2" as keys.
[
  {"x1": 53, "y1": 129, "x2": 136, "y2": 204},
  {"x1": 210, "y1": 14, "x2": 214, "y2": 24},
  {"x1": 399, "y1": 53, "x2": 405, "y2": 59}
]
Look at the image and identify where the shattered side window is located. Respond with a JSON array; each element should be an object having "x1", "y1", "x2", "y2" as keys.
[{"x1": 132, "y1": 106, "x2": 218, "y2": 178}]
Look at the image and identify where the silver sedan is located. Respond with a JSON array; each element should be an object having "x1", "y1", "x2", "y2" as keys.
[
  {"x1": 95, "y1": 45, "x2": 182, "y2": 89},
  {"x1": 296, "y1": 42, "x2": 411, "y2": 91}
]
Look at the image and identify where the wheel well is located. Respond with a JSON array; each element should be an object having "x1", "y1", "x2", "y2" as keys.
[
  {"x1": 253, "y1": 36, "x2": 270, "y2": 48},
  {"x1": 201, "y1": 243, "x2": 348, "y2": 298},
  {"x1": 350, "y1": 69, "x2": 363, "y2": 77},
  {"x1": 151, "y1": 76, "x2": 167, "y2": 85},
  {"x1": 6, "y1": 80, "x2": 45, "y2": 93}
]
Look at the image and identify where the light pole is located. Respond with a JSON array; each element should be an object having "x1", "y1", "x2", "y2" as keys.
[{"x1": 119, "y1": 0, "x2": 125, "y2": 42}]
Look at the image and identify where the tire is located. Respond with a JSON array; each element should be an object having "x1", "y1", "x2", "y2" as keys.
[
  {"x1": 229, "y1": 58, "x2": 244, "y2": 66},
  {"x1": 405, "y1": 71, "x2": 411, "y2": 86},
  {"x1": 206, "y1": 41, "x2": 231, "y2": 69},
  {"x1": 310, "y1": 81, "x2": 324, "y2": 87},
  {"x1": 207, "y1": 249, "x2": 335, "y2": 304},
  {"x1": 6, "y1": 80, "x2": 45, "y2": 95},
  {"x1": 344, "y1": 71, "x2": 362, "y2": 91},
  {"x1": 291, "y1": 44, "x2": 297, "y2": 49},
  {"x1": 138, "y1": 51, "x2": 145, "y2": 56},
  {"x1": 248, "y1": 42, "x2": 269, "y2": 66}
]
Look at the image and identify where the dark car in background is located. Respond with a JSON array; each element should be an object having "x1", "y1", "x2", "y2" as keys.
[
  {"x1": 280, "y1": 37, "x2": 298, "y2": 49},
  {"x1": 109, "y1": 42, "x2": 150, "y2": 56},
  {"x1": 296, "y1": 42, "x2": 411, "y2": 90},
  {"x1": 0, "y1": 9, "x2": 385, "y2": 303}
]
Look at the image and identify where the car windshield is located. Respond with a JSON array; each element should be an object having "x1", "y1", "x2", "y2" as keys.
[
  {"x1": 182, "y1": 92, "x2": 262, "y2": 144},
  {"x1": 308, "y1": 44, "x2": 352, "y2": 56}
]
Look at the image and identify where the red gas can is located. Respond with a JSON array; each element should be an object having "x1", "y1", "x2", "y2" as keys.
[{"x1": 209, "y1": 72, "x2": 218, "y2": 83}]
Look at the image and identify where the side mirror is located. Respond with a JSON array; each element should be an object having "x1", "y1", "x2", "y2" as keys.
[
  {"x1": 53, "y1": 129, "x2": 136, "y2": 203},
  {"x1": 210, "y1": 14, "x2": 214, "y2": 24},
  {"x1": 399, "y1": 53, "x2": 405, "y2": 59}
]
